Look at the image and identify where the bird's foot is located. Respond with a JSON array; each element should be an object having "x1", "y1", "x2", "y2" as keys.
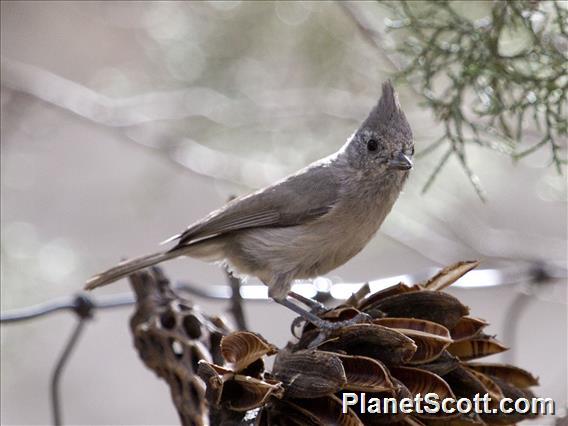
[
  {"x1": 315, "y1": 311, "x2": 373, "y2": 330},
  {"x1": 286, "y1": 291, "x2": 331, "y2": 335},
  {"x1": 289, "y1": 298, "x2": 330, "y2": 334},
  {"x1": 275, "y1": 295, "x2": 372, "y2": 341},
  {"x1": 306, "y1": 312, "x2": 373, "y2": 348}
]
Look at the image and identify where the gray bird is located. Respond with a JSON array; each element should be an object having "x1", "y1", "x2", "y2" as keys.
[{"x1": 86, "y1": 81, "x2": 414, "y2": 330}]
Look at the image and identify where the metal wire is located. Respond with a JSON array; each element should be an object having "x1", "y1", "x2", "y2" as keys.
[
  {"x1": 0, "y1": 283, "x2": 205, "y2": 324},
  {"x1": 51, "y1": 317, "x2": 88, "y2": 426},
  {"x1": 3, "y1": 265, "x2": 566, "y2": 325}
]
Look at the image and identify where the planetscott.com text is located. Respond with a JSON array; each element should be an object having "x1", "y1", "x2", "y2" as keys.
[{"x1": 342, "y1": 392, "x2": 555, "y2": 416}]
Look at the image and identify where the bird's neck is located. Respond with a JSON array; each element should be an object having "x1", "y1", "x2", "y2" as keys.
[{"x1": 343, "y1": 165, "x2": 408, "y2": 211}]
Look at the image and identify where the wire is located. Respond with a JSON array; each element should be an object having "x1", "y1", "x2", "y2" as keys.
[
  {"x1": 2, "y1": 266, "x2": 566, "y2": 324},
  {"x1": 0, "y1": 281, "x2": 216, "y2": 324},
  {"x1": 51, "y1": 317, "x2": 88, "y2": 426}
]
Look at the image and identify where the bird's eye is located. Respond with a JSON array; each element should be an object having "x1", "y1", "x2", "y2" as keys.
[
  {"x1": 367, "y1": 139, "x2": 378, "y2": 152},
  {"x1": 410, "y1": 146, "x2": 415, "y2": 156}
]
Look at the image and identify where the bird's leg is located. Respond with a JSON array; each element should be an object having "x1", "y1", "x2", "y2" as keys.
[
  {"x1": 276, "y1": 296, "x2": 373, "y2": 348},
  {"x1": 287, "y1": 290, "x2": 329, "y2": 334},
  {"x1": 287, "y1": 290, "x2": 327, "y2": 315},
  {"x1": 268, "y1": 275, "x2": 332, "y2": 331},
  {"x1": 274, "y1": 296, "x2": 334, "y2": 331},
  {"x1": 268, "y1": 274, "x2": 370, "y2": 332}
]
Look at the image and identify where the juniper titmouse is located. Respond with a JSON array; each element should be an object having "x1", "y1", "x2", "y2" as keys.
[{"x1": 86, "y1": 81, "x2": 414, "y2": 329}]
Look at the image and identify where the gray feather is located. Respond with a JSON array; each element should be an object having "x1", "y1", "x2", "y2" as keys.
[
  {"x1": 173, "y1": 163, "x2": 340, "y2": 247},
  {"x1": 362, "y1": 80, "x2": 404, "y2": 130},
  {"x1": 85, "y1": 250, "x2": 180, "y2": 290}
]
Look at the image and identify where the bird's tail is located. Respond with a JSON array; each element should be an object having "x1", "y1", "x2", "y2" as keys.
[{"x1": 84, "y1": 250, "x2": 181, "y2": 290}]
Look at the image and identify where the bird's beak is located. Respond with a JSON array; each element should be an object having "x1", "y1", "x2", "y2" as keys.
[{"x1": 388, "y1": 152, "x2": 413, "y2": 171}]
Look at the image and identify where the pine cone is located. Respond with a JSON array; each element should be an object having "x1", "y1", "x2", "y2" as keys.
[{"x1": 199, "y1": 261, "x2": 540, "y2": 426}]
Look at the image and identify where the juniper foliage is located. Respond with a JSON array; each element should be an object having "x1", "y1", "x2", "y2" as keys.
[{"x1": 384, "y1": 1, "x2": 567, "y2": 199}]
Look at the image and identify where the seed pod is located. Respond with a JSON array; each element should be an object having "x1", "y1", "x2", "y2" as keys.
[
  {"x1": 374, "y1": 318, "x2": 451, "y2": 339},
  {"x1": 358, "y1": 283, "x2": 421, "y2": 312},
  {"x1": 337, "y1": 353, "x2": 395, "y2": 393},
  {"x1": 463, "y1": 367, "x2": 504, "y2": 402},
  {"x1": 225, "y1": 375, "x2": 284, "y2": 411},
  {"x1": 197, "y1": 361, "x2": 234, "y2": 407},
  {"x1": 343, "y1": 283, "x2": 371, "y2": 307},
  {"x1": 240, "y1": 357, "x2": 264, "y2": 379},
  {"x1": 442, "y1": 365, "x2": 493, "y2": 400},
  {"x1": 465, "y1": 362, "x2": 539, "y2": 388},
  {"x1": 353, "y1": 378, "x2": 413, "y2": 425},
  {"x1": 221, "y1": 331, "x2": 278, "y2": 371},
  {"x1": 479, "y1": 376, "x2": 538, "y2": 424},
  {"x1": 390, "y1": 366, "x2": 455, "y2": 403},
  {"x1": 450, "y1": 316, "x2": 488, "y2": 341},
  {"x1": 363, "y1": 291, "x2": 469, "y2": 329},
  {"x1": 318, "y1": 324, "x2": 417, "y2": 365},
  {"x1": 197, "y1": 360, "x2": 283, "y2": 411},
  {"x1": 447, "y1": 337, "x2": 508, "y2": 361},
  {"x1": 257, "y1": 399, "x2": 319, "y2": 426},
  {"x1": 419, "y1": 350, "x2": 461, "y2": 376},
  {"x1": 420, "y1": 260, "x2": 480, "y2": 291},
  {"x1": 280, "y1": 395, "x2": 364, "y2": 426},
  {"x1": 375, "y1": 318, "x2": 453, "y2": 364},
  {"x1": 273, "y1": 349, "x2": 346, "y2": 398}
]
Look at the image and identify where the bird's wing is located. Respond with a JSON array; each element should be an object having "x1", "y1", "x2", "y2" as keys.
[{"x1": 172, "y1": 163, "x2": 340, "y2": 247}]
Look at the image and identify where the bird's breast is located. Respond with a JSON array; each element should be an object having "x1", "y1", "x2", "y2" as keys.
[{"x1": 225, "y1": 174, "x2": 406, "y2": 282}]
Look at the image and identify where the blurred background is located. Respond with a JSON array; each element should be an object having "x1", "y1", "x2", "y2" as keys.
[{"x1": 1, "y1": 1, "x2": 566, "y2": 425}]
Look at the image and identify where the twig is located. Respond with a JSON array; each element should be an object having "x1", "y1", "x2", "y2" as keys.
[
  {"x1": 422, "y1": 147, "x2": 453, "y2": 194},
  {"x1": 226, "y1": 269, "x2": 248, "y2": 331}
]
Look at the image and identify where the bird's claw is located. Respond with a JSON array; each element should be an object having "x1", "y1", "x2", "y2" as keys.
[
  {"x1": 290, "y1": 300, "x2": 330, "y2": 336},
  {"x1": 315, "y1": 311, "x2": 373, "y2": 331},
  {"x1": 306, "y1": 312, "x2": 373, "y2": 348},
  {"x1": 291, "y1": 316, "x2": 306, "y2": 337},
  {"x1": 308, "y1": 302, "x2": 329, "y2": 316}
]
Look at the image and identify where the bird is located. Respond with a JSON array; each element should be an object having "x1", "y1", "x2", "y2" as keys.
[{"x1": 85, "y1": 81, "x2": 414, "y2": 330}]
